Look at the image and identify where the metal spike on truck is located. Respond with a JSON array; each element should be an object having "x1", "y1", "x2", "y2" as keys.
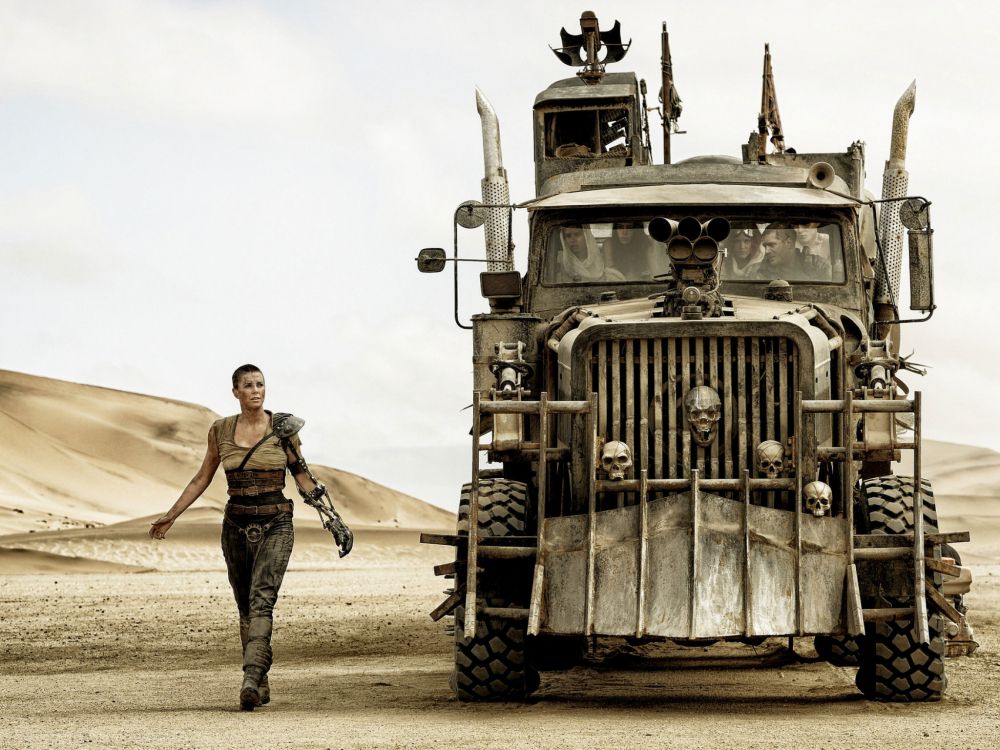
[{"x1": 417, "y1": 11, "x2": 975, "y2": 702}]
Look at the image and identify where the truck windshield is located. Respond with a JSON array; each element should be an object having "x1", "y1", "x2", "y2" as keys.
[{"x1": 543, "y1": 218, "x2": 845, "y2": 284}]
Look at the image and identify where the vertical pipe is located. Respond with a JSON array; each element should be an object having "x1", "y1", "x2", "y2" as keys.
[
  {"x1": 598, "y1": 342, "x2": 608, "y2": 437},
  {"x1": 624, "y1": 339, "x2": 635, "y2": 508},
  {"x1": 845, "y1": 390, "x2": 855, "y2": 562},
  {"x1": 876, "y1": 82, "x2": 916, "y2": 305},
  {"x1": 750, "y1": 339, "x2": 762, "y2": 492},
  {"x1": 475, "y1": 88, "x2": 511, "y2": 272},
  {"x1": 764, "y1": 340, "x2": 775, "y2": 509},
  {"x1": 737, "y1": 338, "x2": 748, "y2": 480},
  {"x1": 690, "y1": 468, "x2": 700, "y2": 637},
  {"x1": 653, "y1": 339, "x2": 664, "y2": 480},
  {"x1": 681, "y1": 338, "x2": 692, "y2": 475},
  {"x1": 723, "y1": 338, "x2": 734, "y2": 477},
  {"x1": 529, "y1": 393, "x2": 549, "y2": 638},
  {"x1": 611, "y1": 341, "x2": 621, "y2": 442},
  {"x1": 636, "y1": 469, "x2": 649, "y2": 638},
  {"x1": 794, "y1": 390, "x2": 804, "y2": 636},
  {"x1": 708, "y1": 338, "x2": 719, "y2": 479},
  {"x1": 537, "y1": 393, "x2": 548, "y2": 538},
  {"x1": 743, "y1": 468, "x2": 752, "y2": 635},
  {"x1": 464, "y1": 392, "x2": 482, "y2": 639},
  {"x1": 667, "y1": 339, "x2": 678, "y2": 478},
  {"x1": 913, "y1": 391, "x2": 929, "y2": 643},
  {"x1": 585, "y1": 393, "x2": 599, "y2": 637},
  {"x1": 639, "y1": 339, "x2": 649, "y2": 496}
]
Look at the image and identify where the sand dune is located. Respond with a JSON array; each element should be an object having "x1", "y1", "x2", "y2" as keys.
[
  {"x1": 2, "y1": 368, "x2": 998, "y2": 572},
  {"x1": 0, "y1": 369, "x2": 451, "y2": 536}
]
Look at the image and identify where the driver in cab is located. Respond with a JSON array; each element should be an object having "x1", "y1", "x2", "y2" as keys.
[{"x1": 748, "y1": 226, "x2": 831, "y2": 282}]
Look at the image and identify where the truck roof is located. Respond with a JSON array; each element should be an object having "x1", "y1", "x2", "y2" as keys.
[{"x1": 523, "y1": 182, "x2": 859, "y2": 211}]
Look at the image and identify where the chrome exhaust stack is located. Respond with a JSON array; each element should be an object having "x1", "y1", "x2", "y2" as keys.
[
  {"x1": 876, "y1": 81, "x2": 916, "y2": 304},
  {"x1": 476, "y1": 87, "x2": 512, "y2": 272}
]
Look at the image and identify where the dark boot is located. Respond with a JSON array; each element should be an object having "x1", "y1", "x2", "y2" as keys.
[
  {"x1": 240, "y1": 666, "x2": 264, "y2": 711},
  {"x1": 241, "y1": 616, "x2": 273, "y2": 710}
]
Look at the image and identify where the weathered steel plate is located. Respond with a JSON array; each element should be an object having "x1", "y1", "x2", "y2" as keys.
[{"x1": 533, "y1": 491, "x2": 848, "y2": 638}]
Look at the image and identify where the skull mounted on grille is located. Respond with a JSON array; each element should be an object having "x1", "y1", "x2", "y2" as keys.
[
  {"x1": 684, "y1": 386, "x2": 721, "y2": 447},
  {"x1": 600, "y1": 440, "x2": 633, "y2": 480},
  {"x1": 755, "y1": 440, "x2": 785, "y2": 478},
  {"x1": 803, "y1": 481, "x2": 833, "y2": 517}
]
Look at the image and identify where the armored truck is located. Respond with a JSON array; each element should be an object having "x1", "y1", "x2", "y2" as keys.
[{"x1": 418, "y1": 12, "x2": 973, "y2": 702}]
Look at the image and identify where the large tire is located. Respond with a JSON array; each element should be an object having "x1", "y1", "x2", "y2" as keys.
[
  {"x1": 814, "y1": 634, "x2": 862, "y2": 667},
  {"x1": 854, "y1": 475, "x2": 946, "y2": 702},
  {"x1": 450, "y1": 480, "x2": 538, "y2": 701},
  {"x1": 863, "y1": 476, "x2": 938, "y2": 536},
  {"x1": 816, "y1": 477, "x2": 939, "y2": 669}
]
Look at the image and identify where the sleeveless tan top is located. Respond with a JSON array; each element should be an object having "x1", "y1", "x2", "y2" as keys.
[{"x1": 212, "y1": 413, "x2": 302, "y2": 472}]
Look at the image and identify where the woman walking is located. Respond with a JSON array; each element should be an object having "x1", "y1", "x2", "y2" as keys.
[{"x1": 149, "y1": 364, "x2": 349, "y2": 710}]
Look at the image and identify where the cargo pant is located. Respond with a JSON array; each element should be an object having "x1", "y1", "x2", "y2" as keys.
[{"x1": 221, "y1": 511, "x2": 294, "y2": 678}]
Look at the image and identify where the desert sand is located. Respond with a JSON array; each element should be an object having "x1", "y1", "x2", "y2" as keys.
[{"x1": 1, "y1": 370, "x2": 999, "y2": 749}]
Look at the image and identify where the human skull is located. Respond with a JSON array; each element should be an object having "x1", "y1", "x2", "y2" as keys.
[
  {"x1": 600, "y1": 441, "x2": 633, "y2": 480},
  {"x1": 684, "y1": 386, "x2": 721, "y2": 447},
  {"x1": 756, "y1": 440, "x2": 785, "y2": 478},
  {"x1": 803, "y1": 481, "x2": 833, "y2": 517}
]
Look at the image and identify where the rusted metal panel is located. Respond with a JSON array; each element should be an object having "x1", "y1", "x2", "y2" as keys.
[
  {"x1": 534, "y1": 491, "x2": 848, "y2": 637},
  {"x1": 748, "y1": 504, "x2": 796, "y2": 635},
  {"x1": 692, "y1": 487, "x2": 744, "y2": 637},
  {"x1": 593, "y1": 504, "x2": 640, "y2": 635},
  {"x1": 800, "y1": 513, "x2": 848, "y2": 633}
]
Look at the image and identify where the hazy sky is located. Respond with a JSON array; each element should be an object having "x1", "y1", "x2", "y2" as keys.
[{"x1": 1, "y1": 1, "x2": 997, "y2": 511}]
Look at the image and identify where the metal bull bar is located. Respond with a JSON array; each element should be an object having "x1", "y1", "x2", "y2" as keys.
[
  {"x1": 462, "y1": 391, "x2": 938, "y2": 644},
  {"x1": 464, "y1": 392, "x2": 594, "y2": 639},
  {"x1": 803, "y1": 392, "x2": 929, "y2": 642}
]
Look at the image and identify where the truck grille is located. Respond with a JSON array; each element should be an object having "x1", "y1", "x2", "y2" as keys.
[{"x1": 588, "y1": 336, "x2": 799, "y2": 506}]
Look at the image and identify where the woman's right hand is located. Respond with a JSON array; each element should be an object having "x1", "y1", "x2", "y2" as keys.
[{"x1": 149, "y1": 515, "x2": 175, "y2": 540}]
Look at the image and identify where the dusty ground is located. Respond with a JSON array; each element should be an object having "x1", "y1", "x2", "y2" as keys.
[{"x1": 2, "y1": 531, "x2": 999, "y2": 750}]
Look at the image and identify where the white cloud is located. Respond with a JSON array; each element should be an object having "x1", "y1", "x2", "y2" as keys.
[
  {"x1": 0, "y1": 185, "x2": 110, "y2": 280},
  {"x1": 0, "y1": 0, "x2": 336, "y2": 129}
]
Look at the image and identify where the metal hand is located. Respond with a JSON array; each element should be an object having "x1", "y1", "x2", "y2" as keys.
[{"x1": 302, "y1": 486, "x2": 354, "y2": 557}]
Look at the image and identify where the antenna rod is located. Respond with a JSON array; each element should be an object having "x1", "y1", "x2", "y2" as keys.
[{"x1": 661, "y1": 22, "x2": 672, "y2": 164}]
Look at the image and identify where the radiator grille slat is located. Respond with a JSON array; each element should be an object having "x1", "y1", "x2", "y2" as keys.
[{"x1": 589, "y1": 336, "x2": 799, "y2": 509}]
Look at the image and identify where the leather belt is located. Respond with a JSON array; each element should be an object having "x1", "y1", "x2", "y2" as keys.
[
  {"x1": 226, "y1": 502, "x2": 293, "y2": 516},
  {"x1": 226, "y1": 469, "x2": 286, "y2": 496},
  {"x1": 228, "y1": 484, "x2": 285, "y2": 497},
  {"x1": 226, "y1": 469, "x2": 284, "y2": 482}
]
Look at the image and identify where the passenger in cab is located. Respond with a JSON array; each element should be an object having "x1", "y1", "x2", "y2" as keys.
[
  {"x1": 604, "y1": 222, "x2": 661, "y2": 279},
  {"x1": 796, "y1": 223, "x2": 843, "y2": 278},
  {"x1": 721, "y1": 228, "x2": 763, "y2": 279},
  {"x1": 557, "y1": 224, "x2": 625, "y2": 282}
]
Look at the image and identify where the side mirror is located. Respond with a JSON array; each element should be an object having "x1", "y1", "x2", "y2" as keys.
[
  {"x1": 900, "y1": 199, "x2": 934, "y2": 312},
  {"x1": 416, "y1": 248, "x2": 447, "y2": 273},
  {"x1": 908, "y1": 229, "x2": 935, "y2": 311}
]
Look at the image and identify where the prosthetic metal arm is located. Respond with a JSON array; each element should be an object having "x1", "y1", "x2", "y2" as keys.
[{"x1": 273, "y1": 413, "x2": 354, "y2": 558}]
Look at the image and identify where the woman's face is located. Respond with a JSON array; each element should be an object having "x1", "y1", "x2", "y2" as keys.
[
  {"x1": 233, "y1": 371, "x2": 265, "y2": 410},
  {"x1": 614, "y1": 224, "x2": 633, "y2": 243}
]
